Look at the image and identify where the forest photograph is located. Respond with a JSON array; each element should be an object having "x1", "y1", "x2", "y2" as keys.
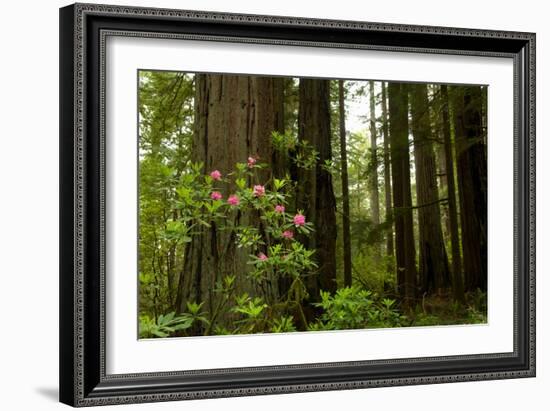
[{"x1": 137, "y1": 70, "x2": 488, "y2": 339}]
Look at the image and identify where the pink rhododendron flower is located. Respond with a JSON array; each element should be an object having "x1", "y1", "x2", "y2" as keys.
[
  {"x1": 210, "y1": 170, "x2": 222, "y2": 180},
  {"x1": 247, "y1": 156, "x2": 257, "y2": 168},
  {"x1": 274, "y1": 204, "x2": 285, "y2": 213},
  {"x1": 293, "y1": 213, "x2": 306, "y2": 226},
  {"x1": 282, "y1": 230, "x2": 294, "y2": 239},
  {"x1": 210, "y1": 191, "x2": 223, "y2": 201},
  {"x1": 258, "y1": 252, "x2": 268, "y2": 261},
  {"x1": 227, "y1": 194, "x2": 240, "y2": 206},
  {"x1": 253, "y1": 185, "x2": 265, "y2": 197}
]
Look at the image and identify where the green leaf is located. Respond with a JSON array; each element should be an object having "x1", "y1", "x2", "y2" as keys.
[{"x1": 235, "y1": 178, "x2": 247, "y2": 189}]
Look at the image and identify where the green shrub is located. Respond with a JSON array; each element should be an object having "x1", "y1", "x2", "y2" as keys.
[
  {"x1": 139, "y1": 312, "x2": 194, "y2": 338},
  {"x1": 308, "y1": 286, "x2": 405, "y2": 331}
]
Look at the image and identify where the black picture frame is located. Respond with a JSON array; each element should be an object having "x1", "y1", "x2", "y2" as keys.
[{"x1": 59, "y1": 3, "x2": 536, "y2": 407}]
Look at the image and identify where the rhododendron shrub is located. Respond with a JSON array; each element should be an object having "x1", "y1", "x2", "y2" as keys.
[{"x1": 165, "y1": 157, "x2": 316, "y2": 334}]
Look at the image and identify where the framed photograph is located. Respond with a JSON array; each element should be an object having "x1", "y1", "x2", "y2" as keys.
[{"x1": 59, "y1": 3, "x2": 535, "y2": 407}]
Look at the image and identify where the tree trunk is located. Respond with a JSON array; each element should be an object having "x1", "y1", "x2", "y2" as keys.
[
  {"x1": 381, "y1": 82, "x2": 394, "y2": 266},
  {"x1": 175, "y1": 74, "x2": 285, "y2": 326},
  {"x1": 297, "y1": 78, "x2": 337, "y2": 306},
  {"x1": 452, "y1": 85, "x2": 488, "y2": 292},
  {"x1": 441, "y1": 85, "x2": 465, "y2": 303},
  {"x1": 271, "y1": 78, "x2": 287, "y2": 178},
  {"x1": 388, "y1": 83, "x2": 417, "y2": 306},
  {"x1": 436, "y1": 143, "x2": 452, "y2": 239},
  {"x1": 410, "y1": 84, "x2": 450, "y2": 293},
  {"x1": 338, "y1": 80, "x2": 353, "y2": 287},
  {"x1": 368, "y1": 81, "x2": 381, "y2": 229},
  {"x1": 432, "y1": 89, "x2": 451, "y2": 239}
]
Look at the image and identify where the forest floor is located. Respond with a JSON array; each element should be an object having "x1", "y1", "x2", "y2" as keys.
[{"x1": 405, "y1": 291, "x2": 487, "y2": 327}]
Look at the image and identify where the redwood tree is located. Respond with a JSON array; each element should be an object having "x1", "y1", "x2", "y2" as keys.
[
  {"x1": 381, "y1": 82, "x2": 394, "y2": 263},
  {"x1": 388, "y1": 83, "x2": 417, "y2": 305},
  {"x1": 368, "y1": 81, "x2": 380, "y2": 230},
  {"x1": 441, "y1": 84, "x2": 465, "y2": 303},
  {"x1": 338, "y1": 80, "x2": 353, "y2": 287},
  {"x1": 410, "y1": 83, "x2": 450, "y2": 293},
  {"x1": 175, "y1": 74, "x2": 285, "y2": 322},
  {"x1": 452, "y1": 85, "x2": 488, "y2": 292},
  {"x1": 296, "y1": 78, "x2": 337, "y2": 303}
]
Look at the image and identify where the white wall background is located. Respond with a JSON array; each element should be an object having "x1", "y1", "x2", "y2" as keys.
[{"x1": 0, "y1": 0, "x2": 545, "y2": 409}]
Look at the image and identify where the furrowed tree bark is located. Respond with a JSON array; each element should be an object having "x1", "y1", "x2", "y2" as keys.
[
  {"x1": 271, "y1": 78, "x2": 287, "y2": 178},
  {"x1": 175, "y1": 74, "x2": 285, "y2": 328},
  {"x1": 431, "y1": 85, "x2": 451, "y2": 239},
  {"x1": 368, "y1": 81, "x2": 381, "y2": 233},
  {"x1": 297, "y1": 78, "x2": 337, "y2": 313},
  {"x1": 381, "y1": 82, "x2": 394, "y2": 266},
  {"x1": 452, "y1": 85, "x2": 488, "y2": 292},
  {"x1": 338, "y1": 80, "x2": 352, "y2": 287},
  {"x1": 436, "y1": 142, "x2": 452, "y2": 238},
  {"x1": 410, "y1": 84, "x2": 451, "y2": 293},
  {"x1": 441, "y1": 85, "x2": 465, "y2": 303},
  {"x1": 388, "y1": 83, "x2": 417, "y2": 306}
]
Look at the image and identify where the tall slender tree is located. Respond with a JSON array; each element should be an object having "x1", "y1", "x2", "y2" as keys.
[
  {"x1": 388, "y1": 83, "x2": 417, "y2": 305},
  {"x1": 338, "y1": 80, "x2": 353, "y2": 287},
  {"x1": 368, "y1": 81, "x2": 380, "y2": 231},
  {"x1": 430, "y1": 86, "x2": 451, "y2": 238},
  {"x1": 441, "y1": 85, "x2": 465, "y2": 303},
  {"x1": 452, "y1": 85, "x2": 488, "y2": 292},
  {"x1": 410, "y1": 84, "x2": 450, "y2": 293},
  {"x1": 381, "y1": 82, "x2": 394, "y2": 264},
  {"x1": 296, "y1": 78, "x2": 338, "y2": 303},
  {"x1": 271, "y1": 79, "x2": 287, "y2": 178}
]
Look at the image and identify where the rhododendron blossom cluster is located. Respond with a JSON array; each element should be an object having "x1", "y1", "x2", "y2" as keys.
[
  {"x1": 210, "y1": 170, "x2": 222, "y2": 181},
  {"x1": 210, "y1": 191, "x2": 222, "y2": 201},
  {"x1": 293, "y1": 213, "x2": 306, "y2": 226},
  {"x1": 282, "y1": 230, "x2": 294, "y2": 239},
  {"x1": 253, "y1": 185, "x2": 265, "y2": 197},
  {"x1": 227, "y1": 195, "x2": 239, "y2": 206}
]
